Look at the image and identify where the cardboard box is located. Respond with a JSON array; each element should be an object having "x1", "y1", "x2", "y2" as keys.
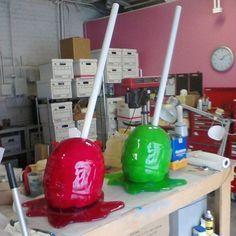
[
  {"x1": 0, "y1": 135, "x2": 21, "y2": 156},
  {"x1": 37, "y1": 79, "x2": 72, "y2": 99},
  {"x1": 177, "y1": 93, "x2": 200, "y2": 107},
  {"x1": 0, "y1": 182, "x2": 12, "y2": 205},
  {"x1": 39, "y1": 101, "x2": 73, "y2": 124},
  {"x1": 39, "y1": 59, "x2": 74, "y2": 81},
  {"x1": 72, "y1": 77, "x2": 95, "y2": 98},
  {"x1": 60, "y1": 37, "x2": 91, "y2": 59},
  {"x1": 185, "y1": 94, "x2": 200, "y2": 107},
  {"x1": 34, "y1": 144, "x2": 49, "y2": 163}
]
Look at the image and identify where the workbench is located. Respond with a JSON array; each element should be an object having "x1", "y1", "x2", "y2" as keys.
[{"x1": 0, "y1": 165, "x2": 233, "y2": 236}]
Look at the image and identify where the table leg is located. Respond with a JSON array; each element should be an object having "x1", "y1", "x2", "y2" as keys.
[{"x1": 214, "y1": 168, "x2": 233, "y2": 236}]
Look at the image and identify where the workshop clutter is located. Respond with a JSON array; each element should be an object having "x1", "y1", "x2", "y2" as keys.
[
  {"x1": 72, "y1": 59, "x2": 97, "y2": 98},
  {"x1": 103, "y1": 131, "x2": 129, "y2": 168},
  {"x1": 37, "y1": 59, "x2": 73, "y2": 100},
  {"x1": 22, "y1": 159, "x2": 47, "y2": 197},
  {"x1": 88, "y1": 47, "x2": 140, "y2": 147},
  {"x1": 37, "y1": 59, "x2": 75, "y2": 144},
  {"x1": 71, "y1": 58, "x2": 98, "y2": 140},
  {"x1": 117, "y1": 100, "x2": 142, "y2": 128},
  {"x1": 92, "y1": 48, "x2": 139, "y2": 83},
  {"x1": 165, "y1": 72, "x2": 202, "y2": 97},
  {"x1": 192, "y1": 209, "x2": 218, "y2": 236},
  {"x1": 96, "y1": 96, "x2": 124, "y2": 146},
  {"x1": 37, "y1": 57, "x2": 98, "y2": 144}
]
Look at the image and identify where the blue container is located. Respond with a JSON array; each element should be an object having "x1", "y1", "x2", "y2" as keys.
[{"x1": 171, "y1": 136, "x2": 187, "y2": 162}]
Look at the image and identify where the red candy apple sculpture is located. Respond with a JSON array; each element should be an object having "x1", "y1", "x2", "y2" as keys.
[
  {"x1": 23, "y1": 3, "x2": 125, "y2": 228},
  {"x1": 43, "y1": 138, "x2": 104, "y2": 209}
]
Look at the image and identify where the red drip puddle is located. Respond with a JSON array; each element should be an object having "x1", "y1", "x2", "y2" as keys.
[{"x1": 22, "y1": 193, "x2": 124, "y2": 228}]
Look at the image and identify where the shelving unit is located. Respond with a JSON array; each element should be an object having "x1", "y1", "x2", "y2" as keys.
[
  {"x1": 0, "y1": 124, "x2": 41, "y2": 167},
  {"x1": 93, "y1": 48, "x2": 140, "y2": 147}
]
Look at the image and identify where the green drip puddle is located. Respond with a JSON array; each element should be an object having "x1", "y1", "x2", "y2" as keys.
[{"x1": 106, "y1": 172, "x2": 187, "y2": 195}]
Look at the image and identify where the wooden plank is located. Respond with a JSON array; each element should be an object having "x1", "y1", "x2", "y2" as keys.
[{"x1": 214, "y1": 167, "x2": 234, "y2": 236}]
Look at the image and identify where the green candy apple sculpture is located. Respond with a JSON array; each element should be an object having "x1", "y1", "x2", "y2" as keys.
[
  {"x1": 106, "y1": 6, "x2": 187, "y2": 193},
  {"x1": 122, "y1": 124, "x2": 171, "y2": 183}
]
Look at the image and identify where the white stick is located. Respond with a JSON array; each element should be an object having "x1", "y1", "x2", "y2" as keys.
[
  {"x1": 81, "y1": 3, "x2": 119, "y2": 139},
  {"x1": 152, "y1": 5, "x2": 182, "y2": 126}
]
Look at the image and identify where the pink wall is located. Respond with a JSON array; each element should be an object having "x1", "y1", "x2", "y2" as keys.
[{"x1": 84, "y1": 0, "x2": 236, "y2": 88}]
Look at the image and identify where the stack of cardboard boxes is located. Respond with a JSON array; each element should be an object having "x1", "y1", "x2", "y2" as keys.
[
  {"x1": 37, "y1": 59, "x2": 75, "y2": 144},
  {"x1": 72, "y1": 57, "x2": 98, "y2": 141},
  {"x1": 36, "y1": 37, "x2": 99, "y2": 144}
]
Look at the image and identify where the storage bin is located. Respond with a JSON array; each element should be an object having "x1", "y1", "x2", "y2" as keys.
[
  {"x1": 37, "y1": 79, "x2": 72, "y2": 99},
  {"x1": 42, "y1": 122, "x2": 75, "y2": 143},
  {"x1": 72, "y1": 78, "x2": 94, "y2": 98},
  {"x1": 105, "y1": 66, "x2": 123, "y2": 83},
  {"x1": 73, "y1": 59, "x2": 97, "y2": 76},
  {"x1": 76, "y1": 118, "x2": 97, "y2": 138},
  {"x1": 39, "y1": 59, "x2": 73, "y2": 81},
  {"x1": 39, "y1": 101, "x2": 73, "y2": 124},
  {"x1": 122, "y1": 67, "x2": 139, "y2": 78},
  {"x1": 0, "y1": 135, "x2": 21, "y2": 155}
]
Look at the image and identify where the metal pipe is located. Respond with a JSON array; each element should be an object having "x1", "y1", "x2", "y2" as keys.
[
  {"x1": 56, "y1": 0, "x2": 61, "y2": 56},
  {"x1": 0, "y1": 52, "x2": 5, "y2": 83},
  {"x1": 8, "y1": 0, "x2": 16, "y2": 79},
  {"x1": 59, "y1": 1, "x2": 64, "y2": 39},
  {"x1": 217, "y1": 119, "x2": 231, "y2": 156},
  {"x1": 62, "y1": 1, "x2": 65, "y2": 39},
  {"x1": 181, "y1": 104, "x2": 228, "y2": 125},
  {"x1": 141, "y1": 105, "x2": 148, "y2": 124},
  {"x1": 50, "y1": 0, "x2": 106, "y2": 15},
  {"x1": 124, "y1": 0, "x2": 165, "y2": 9}
]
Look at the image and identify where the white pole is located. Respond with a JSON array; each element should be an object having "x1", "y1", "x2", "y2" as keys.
[
  {"x1": 152, "y1": 5, "x2": 182, "y2": 126},
  {"x1": 12, "y1": 188, "x2": 29, "y2": 236},
  {"x1": 214, "y1": 0, "x2": 216, "y2": 9},
  {"x1": 81, "y1": 3, "x2": 119, "y2": 139}
]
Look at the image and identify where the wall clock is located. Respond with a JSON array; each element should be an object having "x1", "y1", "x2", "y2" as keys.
[{"x1": 211, "y1": 46, "x2": 234, "y2": 72}]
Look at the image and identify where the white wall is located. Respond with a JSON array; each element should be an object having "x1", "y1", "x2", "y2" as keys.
[{"x1": 0, "y1": 0, "x2": 101, "y2": 126}]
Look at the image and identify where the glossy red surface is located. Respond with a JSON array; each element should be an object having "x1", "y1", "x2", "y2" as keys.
[
  {"x1": 22, "y1": 166, "x2": 32, "y2": 195},
  {"x1": 43, "y1": 138, "x2": 105, "y2": 209},
  {"x1": 22, "y1": 194, "x2": 125, "y2": 228}
]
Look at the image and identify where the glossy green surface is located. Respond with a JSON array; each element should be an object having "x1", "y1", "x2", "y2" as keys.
[
  {"x1": 122, "y1": 124, "x2": 172, "y2": 183},
  {"x1": 106, "y1": 172, "x2": 187, "y2": 194}
]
